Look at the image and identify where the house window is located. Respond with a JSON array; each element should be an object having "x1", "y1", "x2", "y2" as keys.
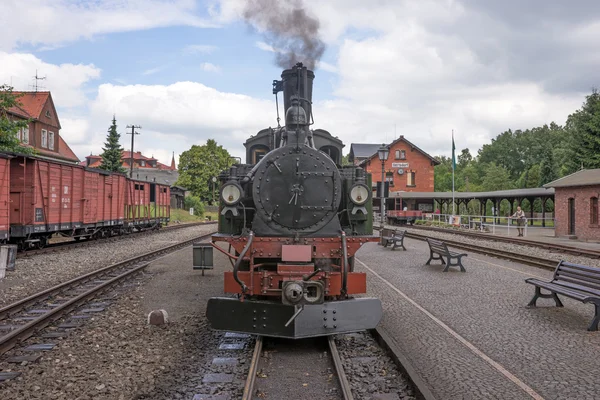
[
  {"x1": 385, "y1": 171, "x2": 394, "y2": 186},
  {"x1": 400, "y1": 150, "x2": 406, "y2": 159},
  {"x1": 140, "y1": 160, "x2": 146, "y2": 167},
  {"x1": 591, "y1": 197, "x2": 599, "y2": 225},
  {"x1": 45, "y1": 110, "x2": 51, "y2": 118},
  {"x1": 407, "y1": 171, "x2": 416, "y2": 187},
  {"x1": 41, "y1": 129, "x2": 48, "y2": 148},
  {"x1": 395, "y1": 150, "x2": 400, "y2": 159},
  {"x1": 48, "y1": 132, "x2": 55, "y2": 150},
  {"x1": 16, "y1": 128, "x2": 21, "y2": 141},
  {"x1": 22, "y1": 127, "x2": 29, "y2": 144}
]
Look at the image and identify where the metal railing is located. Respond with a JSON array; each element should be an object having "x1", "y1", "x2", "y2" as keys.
[{"x1": 421, "y1": 213, "x2": 555, "y2": 237}]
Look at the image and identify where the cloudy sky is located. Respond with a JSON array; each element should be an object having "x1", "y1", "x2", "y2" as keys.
[{"x1": 1, "y1": 0, "x2": 596, "y2": 166}]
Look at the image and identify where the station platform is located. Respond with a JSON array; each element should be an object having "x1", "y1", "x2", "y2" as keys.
[{"x1": 357, "y1": 238, "x2": 600, "y2": 400}]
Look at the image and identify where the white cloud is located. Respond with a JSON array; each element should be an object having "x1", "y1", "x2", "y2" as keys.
[
  {"x1": 0, "y1": 0, "x2": 217, "y2": 51},
  {"x1": 183, "y1": 44, "x2": 218, "y2": 54},
  {"x1": 0, "y1": 51, "x2": 101, "y2": 108},
  {"x1": 84, "y1": 81, "x2": 276, "y2": 164},
  {"x1": 142, "y1": 66, "x2": 164, "y2": 76},
  {"x1": 255, "y1": 41, "x2": 276, "y2": 52},
  {"x1": 200, "y1": 63, "x2": 221, "y2": 73}
]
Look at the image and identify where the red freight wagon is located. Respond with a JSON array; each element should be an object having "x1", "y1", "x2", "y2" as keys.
[
  {"x1": 125, "y1": 179, "x2": 170, "y2": 230},
  {"x1": 9, "y1": 155, "x2": 129, "y2": 248},
  {"x1": 0, "y1": 154, "x2": 10, "y2": 241}
]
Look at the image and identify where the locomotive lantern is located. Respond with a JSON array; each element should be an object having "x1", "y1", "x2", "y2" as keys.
[{"x1": 206, "y1": 63, "x2": 382, "y2": 339}]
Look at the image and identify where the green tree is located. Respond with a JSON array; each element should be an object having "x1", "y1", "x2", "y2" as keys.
[
  {"x1": 176, "y1": 139, "x2": 234, "y2": 202},
  {"x1": 99, "y1": 116, "x2": 126, "y2": 173},
  {"x1": 0, "y1": 85, "x2": 34, "y2": 154},
  {"x1": 564, "y1": 89, "x2": 600, "y2": 172},
  {"x1": 539, "y1": 148, "x2": 557, "y2": 186},
  {"x1": 481, "y1": 163, "x2": 514, "y2": 191},
  {"x1": 341, "y1": 153, "x2": 350, "y2": 165}
]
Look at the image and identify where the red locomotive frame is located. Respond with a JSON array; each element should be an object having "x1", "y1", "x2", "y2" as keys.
[{"x1": 212, "y1": 234, "x2": 379, "y2": 298}]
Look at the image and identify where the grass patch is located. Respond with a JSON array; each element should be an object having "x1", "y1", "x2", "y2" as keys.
[{"x1": 170, "y1": 208, "x2": 205, "y2": 223}]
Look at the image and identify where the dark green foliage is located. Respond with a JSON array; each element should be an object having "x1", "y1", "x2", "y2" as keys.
[
  {"x1": 539, "y1": 148, "x2": 557, "y2": 186},
  {"x1": 0, "y1": 85, "x2": 34, "y2": 155},
  {"x1": 184, "y1": 195, "x2": 205, "y2": 217},
  {"x1": 176, "y1": 139, "x2": 234, "y2": 202},
  {"x1": 564, "y1": 89, "x2": 600, "y2": 172},
  {"x1": 99, "y1": 116, "x2": 126, "y2": 173}
]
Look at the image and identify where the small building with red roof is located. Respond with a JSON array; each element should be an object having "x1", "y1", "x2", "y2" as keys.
[
  {"x1": 82, "y1": 151, "x2": 178, "y2": 185},
  {"x1": 6, "y1": 91, "x2": 79, "y2": 163}
]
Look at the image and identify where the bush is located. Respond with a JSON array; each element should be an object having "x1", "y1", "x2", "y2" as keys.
[{"x1": 184, "y1": 196, "x2": 205, "y2": 217}]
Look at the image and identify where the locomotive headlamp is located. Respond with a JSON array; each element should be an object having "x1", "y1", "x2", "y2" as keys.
[
  {"x1": 350, "y1": 183, "x2": 370, "y2": 205},
  {"x1": 221, "y1": 183, "x2": 242, "y2": 206}
]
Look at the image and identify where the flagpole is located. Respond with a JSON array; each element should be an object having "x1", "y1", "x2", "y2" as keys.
[{"x1": 452, "y1": 130, "x2": 455, "y2": 215}]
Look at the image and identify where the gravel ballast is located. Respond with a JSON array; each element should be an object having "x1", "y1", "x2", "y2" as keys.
[
  {"x1": 0, "y1": 224, "x2": 216, "y2": 308},
  {"x1": 0, "y1": 241, "x2": 237, "y2": 399}
]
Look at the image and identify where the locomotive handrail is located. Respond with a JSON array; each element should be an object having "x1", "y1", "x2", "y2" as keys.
[
  {"x1": 233, "y1": 231, "x2": 254, "y2": 293},
  {"x1": 341, "y1": 230, "x2": 348, "y2": 296}
]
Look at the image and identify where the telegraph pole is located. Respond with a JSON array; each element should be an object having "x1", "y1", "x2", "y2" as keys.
[{"x1": 126, "y1": 125, "x2": 141, "y2": 178}]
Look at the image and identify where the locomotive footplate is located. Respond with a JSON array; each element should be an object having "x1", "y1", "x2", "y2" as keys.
[{"x1": 206, "y1": 297, "x2": 383, "y2": 339}]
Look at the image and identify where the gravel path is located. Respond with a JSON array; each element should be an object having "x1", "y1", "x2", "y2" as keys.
[
  {"x1": 0, "y1": 224, "x2": 216, "y2": 308},
  {"x1": 394, "y1": 225, "x2": 600, "y2": 268}
]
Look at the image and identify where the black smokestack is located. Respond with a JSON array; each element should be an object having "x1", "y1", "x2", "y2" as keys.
[{"x1": 243, "y1": 0, "x2": 325, "y2": 69}]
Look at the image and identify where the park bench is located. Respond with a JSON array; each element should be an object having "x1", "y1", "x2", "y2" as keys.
[
  {"x1": 381, "y1": 228, "x2": 406, "y2": 251},
  {"x1": 425, "y1": 238, "x2": 467, "y2": 272},
  {"x1": 525, "y1": 260, "x2": 600, "y2": 331}
]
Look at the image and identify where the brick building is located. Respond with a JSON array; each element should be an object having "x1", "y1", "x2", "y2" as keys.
[
  {"x1": 7, "y1": 91, "x2": 79, "y2": 163},
  {"x1": 544, "y1": 169, "x2": 600, "y2": 241},
  {"x1": 82, "y1": 151, "x2": 178, "y2": 185},
  {"x1": 355, "y1": 136, "x2": 439, "y2": 192}
]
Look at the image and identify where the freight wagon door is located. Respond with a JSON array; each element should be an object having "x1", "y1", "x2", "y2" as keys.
[{"x1": 10, "y1": 193, "x2": 21, "y2": 224}]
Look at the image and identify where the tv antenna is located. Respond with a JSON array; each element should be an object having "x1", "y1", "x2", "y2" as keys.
[{"x1": 30, "y1": 70, "x2": 46, "y2": 92}]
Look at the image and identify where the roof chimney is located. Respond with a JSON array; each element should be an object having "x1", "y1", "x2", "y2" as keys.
[{"x1": 171, "y1": 151, "x2": 176, "y2": 170}]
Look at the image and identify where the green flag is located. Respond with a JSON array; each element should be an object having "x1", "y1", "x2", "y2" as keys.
[{"x1": 452, "y1": 131, "x2": 456, "y2": 171}]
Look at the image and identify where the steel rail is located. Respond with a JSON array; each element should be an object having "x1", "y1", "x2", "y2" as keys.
[
  {"x1": 406, "y1": 224, "x2": 600, "y2": 259},
  {"x1": 328, "y1": 336, "x2": 355, "y2": 400},
  {"x1": 241, "y1": 336, "x2": 263, "y2": 400},
  {"x1": 0, "y1": 231, "x2": 215, "y2": 355},
  {"x1": 18, "y1": 221, "x2": 216, "y2": 258},
  {"x1": 374, "y1": 226, "x2": 558, "y2": 270}
]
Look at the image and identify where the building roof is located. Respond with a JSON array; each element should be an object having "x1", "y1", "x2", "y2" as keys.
[
  {"x1": 543, "y1": 169, "x2": 600, "y2": 188},
  {"x1": 7, "y1": 92, "x2": 61, "y2": 128},
  {"x1": 389, "y1": 187, "x2": 555, "y2": 200},
  {"x1": 83, "y1": 151, "x2": 176, "y2": 170},
  {"x1": 349, "y1": 143, "x2": 382, "y2": 159},
  {"x1": 353, "y1": 136, "x2": 440, "y2": 166}
]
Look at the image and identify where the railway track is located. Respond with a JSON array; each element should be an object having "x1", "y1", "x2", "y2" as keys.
[
  {"x1": 0, "y1": 230, "x2": 216, "y2": 368},
  {"x1": 406, "y1": 224, "x2": 600, "y2": 259},
  {"x1": 242, "y1": 335, "x2": 355, "y2": 400},
  {"x1": 18, "y1": 221, "x2": 216, "y2": 258},
  {"x1": 242, "y1": 330, "x2": 430, "y2": 400},
  {"x1": 375, "y1": 226, "x2": 559, "y2": 270}
]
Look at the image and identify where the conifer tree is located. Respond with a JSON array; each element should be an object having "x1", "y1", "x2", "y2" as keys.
[{"x1": 99, "y1": 116, "x2": 125, "y2": 173}]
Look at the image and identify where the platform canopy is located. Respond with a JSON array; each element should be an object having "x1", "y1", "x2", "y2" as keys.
[{"x1": 389, "y1": 187, "x2": 555, "y2": 200}]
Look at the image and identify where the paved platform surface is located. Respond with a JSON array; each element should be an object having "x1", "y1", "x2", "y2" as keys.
[{"x1": 356, "y1": 238, "x2": 600, "y2": 400}]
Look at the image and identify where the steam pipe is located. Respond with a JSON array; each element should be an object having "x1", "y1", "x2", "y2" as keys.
[
  {"x1": 340, "y1": 230, "x2": 348, "y2": 296},
  {"x1": 233, "y1": 231, "x2": 254, "y2": 293}
]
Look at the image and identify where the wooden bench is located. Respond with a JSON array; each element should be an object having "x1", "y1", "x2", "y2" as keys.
[
  {"x1": 381, "y1": 228, "x2": 406, "y2": 251},
  {"x1": 425, "y1": 238, "x2": 467, "y2": 272},
  {"x1": 525, "y1": 260, "x2": 600, "y2": 331}
]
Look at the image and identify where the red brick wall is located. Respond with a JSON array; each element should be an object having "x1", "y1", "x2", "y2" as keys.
[
  {"x1": 363, "y1": 140, "x2": 436, "y2": 192},
  {"x1": 554, "y1": 185, "x2": 600, "y2": 241}
]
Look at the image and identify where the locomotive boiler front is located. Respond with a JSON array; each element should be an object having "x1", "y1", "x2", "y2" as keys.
[{"x1": 251, "y1": 147, "x2": 342, "y2": 236}]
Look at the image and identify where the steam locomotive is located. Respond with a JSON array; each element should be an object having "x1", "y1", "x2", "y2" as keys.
[{"x1": 206, "y1": 63, "x2": 382, "y2": 339}]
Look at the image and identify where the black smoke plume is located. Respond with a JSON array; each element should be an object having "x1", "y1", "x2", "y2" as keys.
[{"x1": 243, "y1": 0, "x2": 325, "y2": 69}]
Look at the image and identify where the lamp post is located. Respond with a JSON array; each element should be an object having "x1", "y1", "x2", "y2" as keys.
[
  {"x1": 378, "y1": 144, "x2": 389, "y2": 229},
  {"x1": 212, "y1": 176, "x2": 217, "y2": 205}
]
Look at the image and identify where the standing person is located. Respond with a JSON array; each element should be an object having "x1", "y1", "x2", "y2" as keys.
[{"x1": 512, "y1": 206, "x2": 526, "y2": 237}]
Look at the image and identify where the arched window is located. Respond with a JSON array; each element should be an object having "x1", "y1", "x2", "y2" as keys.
[{"x1": 591, "y1": 197, "x2": 598, "y2": 225}]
